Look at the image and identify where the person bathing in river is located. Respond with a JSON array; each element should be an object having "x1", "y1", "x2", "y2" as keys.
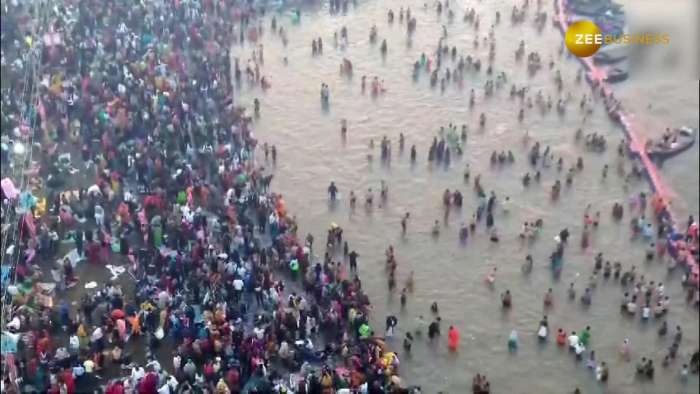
[
  {"x1": 428, "y1": 317, "x2": 442, "y2": 340},
  {"x1": 349, "y1": 190, "x2": 356, "y2": 208},
  {"x1": 459, "y1": 222, "x2": 469, "y2": 243},
  {"x1": 328, "y1": 182, "x2": 338, "y2": 201},
  {"x1": 401, "y1": 212, "x2": 410, "y2": 235},
  {"x1": 432, "y1": 220, "x2": 440, "y2": 236},
  {"x1": 501, "y1": 290, "x2": 512, "y2": 308}
]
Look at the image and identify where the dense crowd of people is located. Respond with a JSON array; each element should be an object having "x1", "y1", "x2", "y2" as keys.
[
  {"x1": 0, "y1": 1, "x2": 415, "y2": 393},
  {"x1": 1, "y1": 0, "x2": 698, "y2": 393}
]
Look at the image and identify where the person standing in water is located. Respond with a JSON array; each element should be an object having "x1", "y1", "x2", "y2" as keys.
[
  {"x1": 349, "y1": 250, "x2": 359, "y2": 271},
  {"x1": 328, "y1": 182, "x2": 338, "y2": 201},
  {"x1": 448, "y1": 326, "x2": 460, "y2": 351},
  {"x1": 386, "y1": 315, "x2": 398, "y2": 337},
  {"x1": 501, "y1": 290, "x2": 512, "y2": 308},
  {"x1": 432, "y1": 220, "x2": 440, "y2": 236},
  {"x1": 349, "y1": 190, "x2": 356, "y2": 208},
  {"x1": 401, "y1": 212, "x2": 410, "y2": 235},
  {"x1": 428, "y1": 317, "x2": 442, "y2": 340}
]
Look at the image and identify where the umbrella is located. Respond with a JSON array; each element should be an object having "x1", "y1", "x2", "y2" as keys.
[
  {"x1": 111, "y1": 309, "x2": 125, "y2": 319},
  {"x1": 1, "y1": 178, "x2": 19, "y2": 199}
]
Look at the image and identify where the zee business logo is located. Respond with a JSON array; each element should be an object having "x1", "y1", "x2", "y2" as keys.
[{"x1": 564, "y1": 20, "x2": 670, "y2": 57}]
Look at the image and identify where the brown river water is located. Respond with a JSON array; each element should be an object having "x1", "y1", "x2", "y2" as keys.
[{"x1": 231, "y1": 0, "x2": 699, "y2": 392}]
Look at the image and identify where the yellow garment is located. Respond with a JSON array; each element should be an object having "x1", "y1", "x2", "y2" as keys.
[
  {"x1": 382, "y1": 352, "x2": 395, "y2": 366},
  {"x1": 77, "y1": 324, "x2": 87, "y2": 337},
  {"x1": 215, "y1": 379, "x2": 230, "y2": 394},
  {"x1": 34, "y1": 198, "x2": 47, "y2": 217}
]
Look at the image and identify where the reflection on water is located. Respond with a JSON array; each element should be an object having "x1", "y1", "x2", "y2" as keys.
[{"x1": 234, "y1": 0, "x2": 698, "y2": 392}]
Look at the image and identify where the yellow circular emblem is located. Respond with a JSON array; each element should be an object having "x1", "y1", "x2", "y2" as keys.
[{"x1": 565, "y1": 20, "x2": 603, "y2": 57}]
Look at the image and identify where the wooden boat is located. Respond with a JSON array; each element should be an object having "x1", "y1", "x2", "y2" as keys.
[
  {"x1": 646, "y1": 127, "x2": 697, "y2": 161},
  {"x1": 593, "y1": 45, "x2": 628, "y2": 64},
  {"x1": 566, "y1": 0, "x2": 623, "y2": 17},
  {"x1": 566, "y1": 0, "x2": 615, "y2": 17},
  {"x1": 604, "y1": 67, "x2": 628, "y2": 83}
]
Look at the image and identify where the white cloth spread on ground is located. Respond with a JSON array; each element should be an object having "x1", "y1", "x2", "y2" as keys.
[{"x1": 106, "y1": 264, "x2": 126, "y2": 280}]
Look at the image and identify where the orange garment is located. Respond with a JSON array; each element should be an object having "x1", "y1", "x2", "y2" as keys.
[
  {"x1": 127, "y1": 315, "x2": 141, "y2": 335},
  {"x1": 186, "y1": 186, "x2": 194, "y2": 206}
]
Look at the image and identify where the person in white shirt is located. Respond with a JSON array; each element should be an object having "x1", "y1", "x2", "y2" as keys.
[
  {"x1": 124, "y1": 190, "x2": 134, "y2": 203},
  {"x1": 157, "y1": 375, "x2": 178, "y2": 394},
  {"x1": 7, "y1": 316, "x2": 21, "y2": 331},
  {"x1": 278, "y1": 341, "x2": 292, "y2": 362},
  {"x1": 69, "y1": 334, "x2": 80, "y2": 354},
  {"x1": 90, "y1": 327, "x2": 103, "y2": 343},
  {"x1": 94, "y1": 204, "x2": 105, "y2": 228},
  {"x1": 568, "y1": 332, "x2": 579, "y2": 349},
  {"x1": 157, "y1": 382, "x2": 171, "y2": 394},
  {"x1": 131, "y1": 366, "x2": 145, "y2": 386},
  {"x1": 642, "y1": 304, "x2": 651, "y2": 320},
  {"x1": 253, "y1": 325, "x2": 265, "y2": 340},
  {"x1": 657, "y1": 283, "x2": 665, "y2": 297},
  {"x1": 233, "y1": 277, "x2": 244, "y2": 303},
  {"x1": 146, "y1": 358, "x2": 162, "y2": 372},
  {"x1": 83, "y1": 359, "x2": 95, "y2": 373},
  {"x1": 269, "y1": 287, "x2": 279, "y2": 306}
]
